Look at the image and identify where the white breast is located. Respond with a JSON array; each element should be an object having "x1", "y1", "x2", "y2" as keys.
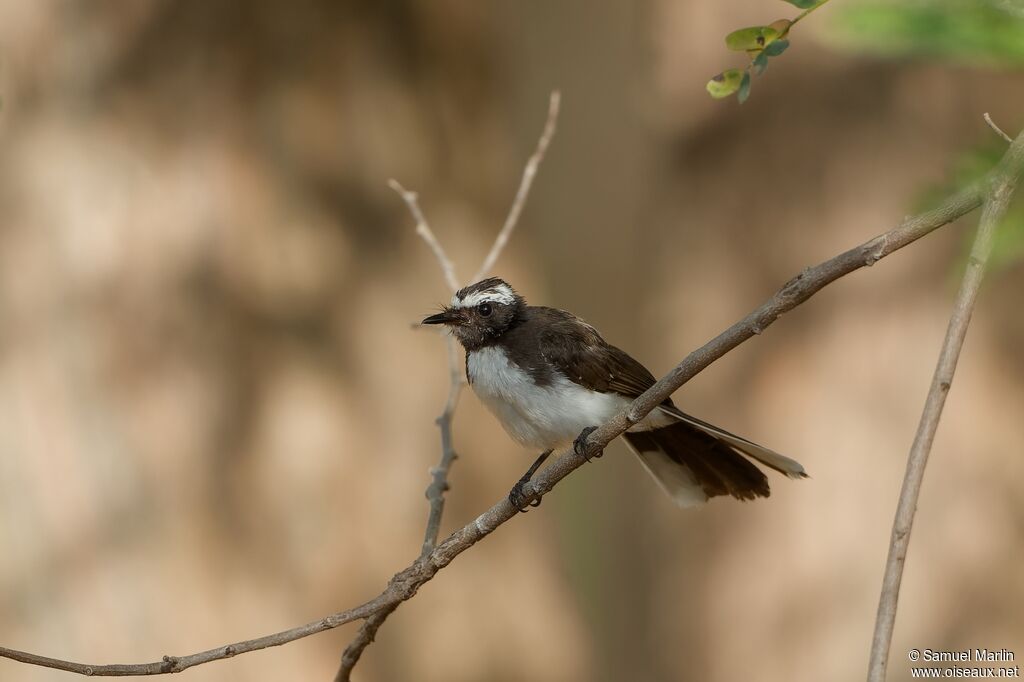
[{"x1": 466, "y1": 346, "x2": 674, "y2": 451}]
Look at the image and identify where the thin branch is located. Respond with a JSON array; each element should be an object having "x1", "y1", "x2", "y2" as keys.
[
  {"x1": 334, "y1": 605, "x2": 397, "y2": 682},
  {"x1": 984, "y1": 112, "x2": 1013, "y2": 144},
  {"x1": 0, "y1": 596, "x2": 388, "y2": 676},
  {"x1": 390, "y1": 179, "x2": 460, "y2": 293},
  {"x1": 789, "y1": 0, "x2": 833, "y2": 28},
  {"x1": 6, "y1": 128, "x2": 1019, "y2": 680},
  {"x1": 472, "y1": 90, "x2": 561, "y2": 282},
  {"x1": 420, "y1": 335, "x2": 465, "y2": 556},
  {"x1": 867, "y1": 129, "x2": 1024, "y2": 682},
  {"x1": 778, "y1": 0, "x2": 834, "y2": 38}
]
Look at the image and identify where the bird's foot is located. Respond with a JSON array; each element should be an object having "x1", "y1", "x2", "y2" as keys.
[
  {"x1": 574, "y1": 426, "x2": 602, "y2": 462},
  {"x1": 508, "y1": 478, "x2": 542, "y2": 513}
]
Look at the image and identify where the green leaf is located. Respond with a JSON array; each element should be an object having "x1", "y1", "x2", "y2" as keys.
[
  {"x1": 738, "y1": 71, "x2": 752, "y2": 103},
  {"x1": 725, "y1": 26, "x2": 782, "y2": 51},
  {"x1": 752, "y1": 51, "x2": 770, "y2": 74},
  {"x1": 781, "y1": 0, "x2": 822, "y2": 8},
  {"x1": 764, "y1": 38, "x2": 791, "y2": 57},
  {"x1": 706, "y1": 69, "x2": 744, "y2": 98}
]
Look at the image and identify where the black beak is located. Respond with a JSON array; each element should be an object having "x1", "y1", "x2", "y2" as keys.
[{"x1": 422, "y1": 310, "x2": 455, "y2": 325}]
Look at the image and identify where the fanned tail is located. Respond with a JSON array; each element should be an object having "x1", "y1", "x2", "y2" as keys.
[
  {"x1": 658, "y1": 405, "x2": 807, "y2": 479},
  {"x1": 623, "y1": 411, "x2": 807, "y2": 507}
]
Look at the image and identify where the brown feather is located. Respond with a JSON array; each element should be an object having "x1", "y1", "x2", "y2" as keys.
[{"x1": 624, "y1": 424, "x2": 770, "y2": 502}]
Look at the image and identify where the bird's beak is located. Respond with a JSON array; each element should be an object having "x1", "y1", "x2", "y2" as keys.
[{"x1": 422, "y1": 308, "x2": 459, "y2": 326}]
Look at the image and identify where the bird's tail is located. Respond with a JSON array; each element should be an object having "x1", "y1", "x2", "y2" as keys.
[{"x1": 623, "y1": 416, "x2": 806, "y2": 508}]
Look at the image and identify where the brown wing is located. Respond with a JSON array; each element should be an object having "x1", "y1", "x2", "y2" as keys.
[{"x1": 534, "y1": 308, "x2": 664, "y2": 400}]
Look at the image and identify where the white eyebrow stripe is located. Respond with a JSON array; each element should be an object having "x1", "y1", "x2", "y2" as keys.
[{"x1": 452, "y1": 285, "x2": 516, "y2": 308}]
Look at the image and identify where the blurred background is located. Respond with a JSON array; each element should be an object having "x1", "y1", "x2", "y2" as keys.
[{"x1": 1, "y1": 1, "x2": 1022, "y2": 681}]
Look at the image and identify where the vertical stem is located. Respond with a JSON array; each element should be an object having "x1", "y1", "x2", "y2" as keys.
[
  {"x1": 867, "y1": 166, "x2": 1020, "y2": 681},
  {"x1": 421, "y1": 336, "x2": 464, "y2": 556}
]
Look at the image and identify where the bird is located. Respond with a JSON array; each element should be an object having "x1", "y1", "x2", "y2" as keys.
[{"x1": 422, "y1": 277, "x2": 807, "y2": 511}]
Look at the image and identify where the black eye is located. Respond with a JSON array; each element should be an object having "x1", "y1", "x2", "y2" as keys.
[{"x1": 478, "y1": 303, "x2": 492, "y2": 317}]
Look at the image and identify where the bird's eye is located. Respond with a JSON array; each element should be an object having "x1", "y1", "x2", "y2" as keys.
[{"x1": 478, "y1": 303, "x2": 492, "y2": 317}]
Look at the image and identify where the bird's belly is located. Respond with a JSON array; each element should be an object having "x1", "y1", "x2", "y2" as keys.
[{"x1": 467, "y1": 346, "x2": 640, "y2": 450}]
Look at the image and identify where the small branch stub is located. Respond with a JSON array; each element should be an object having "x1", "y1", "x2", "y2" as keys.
[{"x1": 984, "y1": 112, "x2": 1013, "y2": 144}]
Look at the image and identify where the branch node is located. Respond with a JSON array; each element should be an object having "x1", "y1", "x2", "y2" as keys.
[
  {"x1": 781, "y1": 269, "x2": 809, "y2": 295},
  {"x1": 160, "y1": 656, "x2": 179, "y2": 673},
  {"x1": 865, "y1": 234, "x2": 889, "y2": 265}
]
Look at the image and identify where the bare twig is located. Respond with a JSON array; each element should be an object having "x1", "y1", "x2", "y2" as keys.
[
  {"x1": 420, "y1": 335, "x2": 465, "y2": 556},
  {"x1": 867, "y1": 128, "x2": 1024, "y2": 682},
  {"x1": 6, "y1": 128, "x2": 1020, "y2": 679},
  {"x1": 472, "y1": 90, "x2": 561, "y2": 282},
  {"x1": 984, "y1": 112, "x2": 1013, "y2": 144},
  {"x1": 390, "y1": 179, "x2": 460, "y2": 293},
  {"x1": 334, "y1": 605, "x2": 397, "y2": 682},
  {"x1": 0, "y1": 596, "x2": 387, "y2": 676}
]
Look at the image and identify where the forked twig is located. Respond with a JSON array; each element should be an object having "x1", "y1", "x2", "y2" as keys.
[{"x1": 334, "y1": 90, "x2": 561, "y2": 682}]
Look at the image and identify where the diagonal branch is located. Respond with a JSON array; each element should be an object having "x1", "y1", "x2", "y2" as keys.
[
  {"x1": 6, "y1": 125, "x2": 1020, "y2": 680},
  {"x1": 866, "y1": 125, "x2": 1024, "y2": 682}
]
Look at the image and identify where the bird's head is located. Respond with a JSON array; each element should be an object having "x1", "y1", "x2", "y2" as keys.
[{"x1": 422, "y1": 277, "x2": 526, "y2": 349}]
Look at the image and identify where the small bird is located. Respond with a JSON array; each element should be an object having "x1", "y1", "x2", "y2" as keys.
[{"x1": 422, "y1": 277, "x2": 807, "y2": 510}]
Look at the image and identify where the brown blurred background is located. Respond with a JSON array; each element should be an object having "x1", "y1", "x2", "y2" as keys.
[{"x1": 1, "y1": 1, "x2": 1022, "y2": 681}]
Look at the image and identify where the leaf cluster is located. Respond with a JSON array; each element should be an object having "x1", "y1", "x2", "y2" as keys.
[{"x1": 707, "y1": 0, "x2": 828, "y2": 103}]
